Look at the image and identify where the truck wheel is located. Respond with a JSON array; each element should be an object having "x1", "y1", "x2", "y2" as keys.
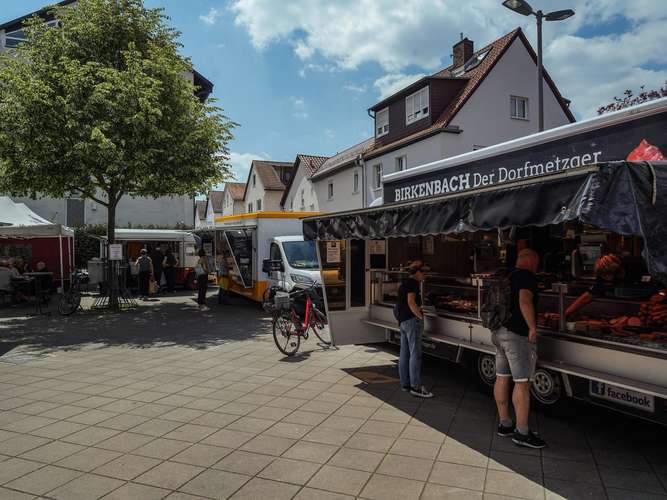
[
  {"x1": 475, "y1": 352, "x2": 497, "y2": 391},
  {"x1": 530, "y1": 369, "x2": 572, "y2": 416}
]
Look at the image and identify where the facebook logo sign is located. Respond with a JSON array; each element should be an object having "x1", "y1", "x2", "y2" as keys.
[{"x1": 589, "y1": 381, "x2": 655, "y2": 412}]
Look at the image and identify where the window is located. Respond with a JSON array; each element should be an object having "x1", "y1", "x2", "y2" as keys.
[
  {"x1": 300, "y1": 188, "x2": 305, "y2": 209},
  {"x1": 309, "y1": 204, "x2": 315, "y2": 211},
  {"x1": 270, "y1": 242, "x2": 282, "y2": 262},
  {"x1": 290, "y1": 199, "x2": 294, "y2": 210},
  {"x1": 375, "y1": 108, "x2": 389, "y2": 138},
  {"x1": 327, "y1": 181, "x2": 334, "y2": 200},
  {"x1": 248, "y1": 202, "x2": 253, "y2": 212},
  {"x1": 4, "y1": 20, "x2": 57, "y2": 49},
  {"x1": 406, "y1": 87, "x2": 429, "y2": 124},
  {"x1": 256, "y1": 199, "x2": 262, "y2": 211},
  {"x1": 252, "y1": 174, "x2": 256, "y2": 187},
  {"x1": 395, "y1": 155, "x2": 406, "y2": 172},
  {"x1": 353, "y1": 171, "x2": 359, "y2": 193},
  {"x1": 373, "y1": 164, "x2": 383, "y2": 190},
  {"x1": 510, "y1": 96, "x2": 529, "y2": 120}
]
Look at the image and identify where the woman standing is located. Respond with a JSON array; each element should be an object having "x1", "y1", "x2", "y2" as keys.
[
  {"x1": 135, "y1": 249, "x2": 153, "y2": 300},
  {"x1": 163, "y1": 247, "x2": 179, "y2": 293},
  {"x1": 196, "y1": 248, "x2": 209, "y2": 311}
]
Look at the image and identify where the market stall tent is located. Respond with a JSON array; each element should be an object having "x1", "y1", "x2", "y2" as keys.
[{"x1": 0, "y1": 197, "x2": 74, "y2": 288}]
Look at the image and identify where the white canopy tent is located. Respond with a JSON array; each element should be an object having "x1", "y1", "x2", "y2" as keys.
[{"x1": 0, "y1": 197, "x2": 74, "y2": 289}]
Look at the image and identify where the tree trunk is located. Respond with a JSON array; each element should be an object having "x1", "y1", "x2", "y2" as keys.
[{"x1": 107, "y1": 198, "x2": 119, "y2": 310}]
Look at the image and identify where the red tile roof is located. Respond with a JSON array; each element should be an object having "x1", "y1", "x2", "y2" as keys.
[
  {"x1": 242, "y1": 160, "x2": 294, "y2": 201},
  {"x1": 365, "y1": 28, "x2": 575, "y2": 160},
  {"x1": 280, "y1": 154, "x2": 330, "y2": 207},
  {"x1": 224, "y1": 182, "x2": 245, "y2": 201}
]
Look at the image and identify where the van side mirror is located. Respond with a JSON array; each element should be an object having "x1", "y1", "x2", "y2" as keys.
[{"x1": 263, "y1": 259, "x2": 284, "y2": 273}]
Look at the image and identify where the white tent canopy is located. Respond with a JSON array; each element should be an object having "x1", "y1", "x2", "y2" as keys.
[{"x1": 0, "y1": 197, "x2": 73, "y2": 237}]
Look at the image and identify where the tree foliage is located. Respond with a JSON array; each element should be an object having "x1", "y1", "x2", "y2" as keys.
[
  {"x1": 597, "y1": 82, "x2": 667, "y2": 114},
  {"x1": 0, "y1": 0, "x2": 235, "y2": 243}
]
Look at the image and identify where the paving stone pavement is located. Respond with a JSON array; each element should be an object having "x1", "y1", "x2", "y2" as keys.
[{"x1": 0, "y1": 292, "x2": 666, "y2": 500}]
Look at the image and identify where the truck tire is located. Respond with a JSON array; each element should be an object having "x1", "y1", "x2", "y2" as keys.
[
  {"x1": 530, "y1": 368, "x2": 572, "y2": 416},
  {"x1": 472, "y1": 352, "x2": 497, "y2": 393}
]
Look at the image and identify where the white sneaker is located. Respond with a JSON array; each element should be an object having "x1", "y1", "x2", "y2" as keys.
[
  {"x1": 410, "y1": 386, "x2": 434, "y2": 398},
  {"x1": 200, "y1": 305, "x2": 210, "y2": 312}
]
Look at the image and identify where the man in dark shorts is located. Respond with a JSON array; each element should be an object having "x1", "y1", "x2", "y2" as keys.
[
  {"x1": 396, "y1": 261, "x2": 433, "y2": 398},
  {"x1": 492, "y1": 249, "x2": 545, "y2": 449}
]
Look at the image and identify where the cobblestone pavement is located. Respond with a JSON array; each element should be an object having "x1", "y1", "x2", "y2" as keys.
[{"x1": 0, "y1": 292, "x2": 666, "y2": 499}]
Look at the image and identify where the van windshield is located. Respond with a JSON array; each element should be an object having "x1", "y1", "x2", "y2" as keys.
[{"x1": 283, "y1": 241, "x2": 319, "y2": 270}]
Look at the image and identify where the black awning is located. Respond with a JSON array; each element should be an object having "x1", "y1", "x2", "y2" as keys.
[{"x1": 303, "y1": 161, "x2": 667, "y2": 283}]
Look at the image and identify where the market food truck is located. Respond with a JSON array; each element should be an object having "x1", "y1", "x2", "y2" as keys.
[
  {"x1": 99, "y1": 229, "x2": 199, "y2": 288},
  {"x1": 213, "y1": 212, "x2": 321, "y2": 302},
  {"x1": 303, "y1": 97, "x2": 667, "y2": 424}
]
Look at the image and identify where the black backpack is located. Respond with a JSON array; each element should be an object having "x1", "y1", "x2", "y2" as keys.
[{"x1": 480, "y1": 268, "x2": 513, "y2": 331}]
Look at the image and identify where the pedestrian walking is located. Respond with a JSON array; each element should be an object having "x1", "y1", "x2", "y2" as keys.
[
  {"x1": 492, "y1": 248, "x2": 546, "y2": 449},
  {"x1": 163, "y1": 247, "x2": 178, "y2": 293},
  {"x1": 195, "y1": 248, "x2": 209, "y2": 311},
  {"x1": 150, "y1": 245, "x2": 164, "y2": 292},
  {"x1": 135, "y1": 249, "x2": 153, "y2": 300},
  {"x1": 396, "y1": 261, "x2": 433, "y2": 398}
]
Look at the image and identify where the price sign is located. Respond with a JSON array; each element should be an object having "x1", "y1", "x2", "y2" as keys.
[{"x1": 326, "y1": 242, "x2": 341, "y2": 263}]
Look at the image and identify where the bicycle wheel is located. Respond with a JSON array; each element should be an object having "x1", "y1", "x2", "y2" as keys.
[
  {"x1": 272, "y1": 311, "x2": 300, "y2": 356},
  {"x1": 58, "y1": 291, "x2": 81, "y2": 316},
  {"x1": 310, "y1": 306, "x2": 331, "y2": 345}
]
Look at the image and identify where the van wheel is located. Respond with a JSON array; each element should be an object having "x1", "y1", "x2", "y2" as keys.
[{"x1": 474, "y1": 352, "x2": 496, "y2": 392}]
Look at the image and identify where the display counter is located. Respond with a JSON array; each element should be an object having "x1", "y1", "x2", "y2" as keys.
[{"x1": 371, "y1": 271, "x2": 667, "y2": 357}]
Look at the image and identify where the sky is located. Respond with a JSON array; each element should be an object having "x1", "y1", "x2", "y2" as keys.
[{"x1": 3, "y1": 0, "x2": 667, "y2": 184}]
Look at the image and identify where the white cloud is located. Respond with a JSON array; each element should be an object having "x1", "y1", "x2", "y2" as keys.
[
  {"x1": 200, "y1": 7, "x2": 222, "y2": 26},
  {"x1": 374, "y1": 73, "x2": 426, "y2": 100},
  {"x1": 290, "y1": 96, "x2": 308, "y2": 118},
  {"x1": 324, "y1": 128, "x2": 335, "y2": 140},
  {"x1": 343, "y1": 83, "x2": 367, "y2": 93},
  {"x1": 230, "y1": 0, "x2": 667, "y2": 118},
  {"x1": 229, "y1": 151, "x2": 266, "y2": 181}
]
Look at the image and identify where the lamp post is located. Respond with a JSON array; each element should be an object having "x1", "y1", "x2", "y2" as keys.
[{"x1": 502, "y1": 0, "x2": 574, "y2": 132}]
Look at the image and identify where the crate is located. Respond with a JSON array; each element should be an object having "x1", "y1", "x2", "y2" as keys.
[{"x1": 274, "y1": 291, "x2": 291, "y2": 310}]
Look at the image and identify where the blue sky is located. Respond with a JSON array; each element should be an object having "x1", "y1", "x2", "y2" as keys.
[{"x1": 4, "y1": 1, "x2": 667, "y2": 183}]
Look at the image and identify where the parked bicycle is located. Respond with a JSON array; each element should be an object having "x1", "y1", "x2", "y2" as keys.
[
  {"x1": 58, "y1": 270, "x2": 88, "y2": 316},
  {"x1": 265, "y1": 282, "x2": 330, "y2": 356}
]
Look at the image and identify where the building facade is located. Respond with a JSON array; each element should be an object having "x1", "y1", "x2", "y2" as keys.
[
  {"x1": 243, "y1": 160, "x2": 294, "y2": 213},
  {"x1": 281, "y1": 155, "x2": 329, "y2": 212}
]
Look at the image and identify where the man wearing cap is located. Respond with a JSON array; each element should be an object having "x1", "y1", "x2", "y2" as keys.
[{"x1": 396, "y1": 261, "x2": 434, "y2": 398}]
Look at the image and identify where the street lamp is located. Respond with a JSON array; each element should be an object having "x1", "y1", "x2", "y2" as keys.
[{"x1": 502, "y1": 0, "x2": 574, "y2": 132}]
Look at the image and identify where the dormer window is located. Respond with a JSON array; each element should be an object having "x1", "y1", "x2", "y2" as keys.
[
  {"x1": 375, "y1": 108, "x2": 389, "y2": 138},
  {"x1": 406, "y1": 87, "x2": 429, "y2": 125}
]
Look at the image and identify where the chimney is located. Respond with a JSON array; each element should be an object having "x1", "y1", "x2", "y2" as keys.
[{"x1": 453, "y1": 37, "x2": 474, "y2": 67}]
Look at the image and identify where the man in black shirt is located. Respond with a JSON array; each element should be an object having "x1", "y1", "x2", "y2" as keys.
[
  {"x1": 150, "y1": 245, "x2": 164, "y2": 293},
  {"x1": 397, "y1": 261, "x2": 433, "y2": 398},
  {"x1": 492, "y1": 249, "x2": 545, "y2": 449}
]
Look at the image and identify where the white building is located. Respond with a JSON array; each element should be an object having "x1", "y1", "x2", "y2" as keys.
[
  {"x1": 281, "y1": 155, "x2": 329, "y2": 212},
  {"x1": 221, "y1": 183, "x2": 246, "y2": 216},
  {"x1": 364, "y1": 28, "x2": 574, "y2": 206},
  {"x1": 309, "y1": 139, "x2": 374, "y2": 213},
  {"x1": 243, "y1": 160, "x2": 294, "y2": 213},
  {"x1": 194, "y1": 200, "x2": 207, "y2": 229}
]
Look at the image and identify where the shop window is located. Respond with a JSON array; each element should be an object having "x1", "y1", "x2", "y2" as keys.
[{"x1": 319, "y1": 240, "x2": 347, "y2": 311}]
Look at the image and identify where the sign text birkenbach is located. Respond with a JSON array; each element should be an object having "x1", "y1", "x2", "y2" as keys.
[{"x1": 394, "y1": 151, "x2": 602, "y2": 202}]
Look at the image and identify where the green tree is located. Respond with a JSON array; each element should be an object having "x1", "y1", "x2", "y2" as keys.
[{"x1": 0, "y1": 0, "x2": 235, "y2": 246}]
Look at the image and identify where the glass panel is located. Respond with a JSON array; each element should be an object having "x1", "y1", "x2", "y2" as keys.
[
  {"x1": 319, "y1": 240, "x2": 347, "y2": 311},
  {"x1": 283, "y1": 241, "x2": 318, "y2": 270},
  {"x1": 223, "y1": 229, "x2": 254, "y2": 288}
]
